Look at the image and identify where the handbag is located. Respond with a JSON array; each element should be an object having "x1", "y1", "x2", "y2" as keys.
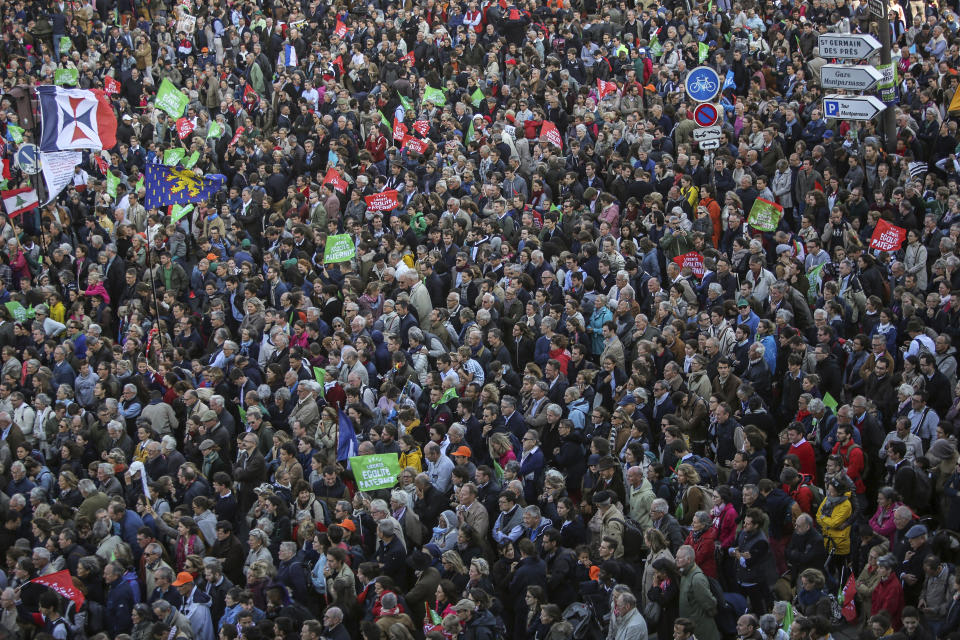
[{"x1": 643, "y1": 601, "x2": 661, "y2": 626}]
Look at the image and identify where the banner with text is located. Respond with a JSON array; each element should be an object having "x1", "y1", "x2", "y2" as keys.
[
  {"x1": 870, "y1": 219, "x2": 906, "y2": 251},
  {"x1": 349, "y1": 453, "x2": 402, "y2": 491}
]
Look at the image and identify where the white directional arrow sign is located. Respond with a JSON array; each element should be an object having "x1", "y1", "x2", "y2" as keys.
[
  {"x1": 820, "y1": 64, "x2": 883, "y2": 91},
  {"x1": 822, "y1": 94, "x2": 887, "y2": 121},
  {"x1": 817, "y1": 34, "x2": 882, "y2": 59}
]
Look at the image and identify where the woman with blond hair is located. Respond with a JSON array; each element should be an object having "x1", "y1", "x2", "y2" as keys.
[{"x1": 488, "y1": 432, "x2": 517, "y2": 474}]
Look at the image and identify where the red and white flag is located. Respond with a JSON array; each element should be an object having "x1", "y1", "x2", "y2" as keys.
[
  {"x1": 393, "y1": 119, "x2": 407, "y2": 142},
  {"x1": 104, "y1": 76, "x2": 121, "y2": 95},
  {"x1": 401, "y1": 51, "x2": 415, "y2": 65},
  {"x1": 323, "y1": 167, "x2": 348, "y2": 194},
  {"x1": 413, "y1": 120, "x2": 430, "y2": 136},
  {"x1": 365, "y1": 190, "x2": 400, "y2": 211},
  {"x1": 30, "y1": 570, "x2": 85, "y2": 609},
  {"x1": 404, "y1": 137, "x2": 428, "y2": 154},
  {"x1": 840, "y1": 573, "x2": 857, "y2": 622},
  {"x1": 334, "y1": 20, "x2": 347, "y2": 37},
  {"x1": 870, "y1": 219, "x2": 906, "y2": 252},
  {"x1": 2, "y1": 187, "x2": 39, "y2": 218},
  {"x1": 175, "y1": 117, "x2": 194, "y2": 139},
  {"x1": 228, "y1": 126, "x2": 245, "y2": 147},
  {"x1": 541, "y1": 120, "x2": 562, "y2": 149},
  {"x1": 672, "y1": 251, "x2": 706, "y2": 278},
  {"x1": 597, "y1": 78, "x2": 618, "y2": 98}
]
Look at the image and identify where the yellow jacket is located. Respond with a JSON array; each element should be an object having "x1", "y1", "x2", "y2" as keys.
[
  {"x1": 399, "y1": 447, "x2": 423, "y2": 473},
  {"x1": 816, "y1": 494, "x2": 853, "y2": 555}
]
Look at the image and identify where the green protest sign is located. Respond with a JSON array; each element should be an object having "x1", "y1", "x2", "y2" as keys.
[
  {"x1": 398, "y1": 94, "x2": 413, "y2": 112},
  {"x1": 323, "y1": 234, "x2": 356, "y2": 263},
  {"x1": 156, "y1": 78, "x2": 189, "y2": 119},
  {"x1": 698, "y1": 42, "x2": 709, "y2": 63},
  {"x1": 747, "y1": 197, "x2": 783, "y2": 232},
  {"x1": 207, "y1": 121, "x2": 223, "y2": 139},
  {"x1": 7, "y1": 125, "x2": 23, "y2": 144},
  {"x1": 807, "y1": 262, "x2": 825, "y2": 305},
  {"x1": 470, "y1": 87, "x2": 485, "y2": 108},
  {"x1": 106, "y1": 171, "x2": 119, "y2": 198},
  {"x1": 313, "y1": 367, "x2": 326, "y2": 398},
  {"x1": 60, "y1": 36, "x2": 72, "y2": 52},
  {"x1": 170, "y1": 204, "x2": 193, "y2": 222},
  {"x1": 163, "y1": 148, "x2": 186, "y2": 166},
  {"x1": 349, "y1": 453, "x2": 402, "y2": 491},
  {"x1": 183, "y1": 151, "x2": 200, "y2": 168},
  {"x1": 4, "y1": 301, "x2": 33, "y2": 321},
  {"x1": 54, "y1": 68, "x2": 79, "y2": 86},
  {"x1": 136, "y1": 177, "x2": 144, "y2": 192},
  {"x1": 823, "y1": 392, "x2": 838, "y2": 412},
  {"x1": 423, "y1": 86, "x2": 446, "y2": 106}
]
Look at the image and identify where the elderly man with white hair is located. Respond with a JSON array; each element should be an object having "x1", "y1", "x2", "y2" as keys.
[
  {"x1": 338, "y1": 346, "x2": 368, "y2": 386},
  {"x1": 406, "y1": 270, "x2": 433, "y2": 322},
  {"x1": 289, "y1": 380, "x2": 321, "y2": 433}
]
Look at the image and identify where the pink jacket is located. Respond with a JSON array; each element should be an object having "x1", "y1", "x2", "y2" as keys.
[
  {"x1": 869, "y1": 502, "x2": 903, "y2": 544},
  {"x1": 83, "y1": 282, "x2": 111, "y2": 304}
]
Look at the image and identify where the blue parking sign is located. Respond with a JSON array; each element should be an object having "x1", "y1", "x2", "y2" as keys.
[{"x1": 684, "y1": 66, "x2": 721, "y2": 103}]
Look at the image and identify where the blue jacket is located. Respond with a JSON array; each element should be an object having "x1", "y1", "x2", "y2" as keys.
[
  {"x1": 519, "y1": 447, "x2": 545, "y2": 504},
  {"x1": 105, "y1": 576, "x2": 136, "y2": 635}
]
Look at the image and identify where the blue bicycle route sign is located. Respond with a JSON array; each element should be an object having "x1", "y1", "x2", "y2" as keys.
[{"x1": 684, "y1": 66, "x2": 721, "y2": 103}]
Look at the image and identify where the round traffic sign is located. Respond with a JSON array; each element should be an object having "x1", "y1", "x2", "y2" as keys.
[
  {"x1": 684, "y1": 66, "x2": 721, "y2": 103},
  {"x1": 693, "y1": 103, "x2": 720, "y2": 127},
  {"x1": 14, "y1": 143, "x2": 40, "y2": 175}
]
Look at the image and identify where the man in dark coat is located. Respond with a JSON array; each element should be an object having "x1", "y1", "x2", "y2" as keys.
[
  {"x1": 543, "y1": 528, "x2": 578, "y2": 608},
  {"x1": 405, "y1": 551, "x2": 442, "y2": 626}
]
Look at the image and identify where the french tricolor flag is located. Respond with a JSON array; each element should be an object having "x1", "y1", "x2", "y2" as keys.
[{"x1": 278, "y1": 44, "x2": 297, "y2": 68}]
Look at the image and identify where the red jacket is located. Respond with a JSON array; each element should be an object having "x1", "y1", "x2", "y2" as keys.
[
  {"x1": 832, "y1": 440, "x2": 866, "y2": 494},
  {"x1": 871, "y1": 573, "x2": 904, "y2": 629},
  {"x1": 684, "y1": 526, "x2": 719, "y2": 578},
  {"x1": 790, "y1": 440, "x2": 817, "y2": 483}
]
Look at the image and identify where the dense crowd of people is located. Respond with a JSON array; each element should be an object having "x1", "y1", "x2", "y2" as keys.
[{"x1": 2, "y1": 1, "x2": 960, "y2": 640}]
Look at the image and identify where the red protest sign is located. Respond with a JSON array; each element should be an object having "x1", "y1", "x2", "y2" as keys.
[
  {"x1": 412, "y1": 120, "x2": 430, "y2": 136},
  {"x1": 404, "y1": 137, "x2": 428, "y2": 154},
  {"x1": 597, "y1": 79, "x2": 618, "y2": 98},
  {"x1": 393, "y1": 119, "x2": 407, "y2": 142},
  {"x1": 870, "y1": 219, "x2": 906, "y2": 252},
  {"x1": 365, "y1": 190, "x2": 400, "y2": 211},
  {"x1": 176, "y1": 117, "x2": 195, "y2": 139},
  {"x1": 335, "y1": 20, "x2": 347, "y2": 37},
  {"x1": 672, "y1": 251, "x2": 706, "y2": 278},
  {"x1": 31, "y1": 570, "x2": 85, "y2": 609},
  {"x1": 228, "y1": 126, "x2": 245, "y2": 147},
  {"x1": 104, "y1": 76, "x2": 121, "y2": 94},
  {"x1": 323, "y1": 167, "x2": 348, "y2": 194},
  {"x1": 541, "y1": 120, "x2": 562, "y2": 148},
  {"x1": 401, "y1": 52, "x2": 415, "y2": 65}
]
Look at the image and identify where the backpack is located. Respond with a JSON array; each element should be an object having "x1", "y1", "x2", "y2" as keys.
[
  {"x1": 805, "y1": 482, "x2": 825, "y2": 514},
  {"x1": 83, "y1": 602, "x2": 104, "y2": 638},
  {"x1": 911, "y1": 466, "x2": 933, "y2": 510},
  {"x1": 706, "y1": 575, "x2": 739, "y2": 637},
  {"x1": 610, "y1": 517, "x2": 645, "y2": 558},
  {"x1": 687, "y1": 454, "x2": 719, "y2": 487},
  {"x1": 839, "y1": 443, "x2": 869, "y2": 481}
]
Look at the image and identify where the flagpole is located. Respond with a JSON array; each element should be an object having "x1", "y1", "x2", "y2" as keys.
[
  {"x1": 144, "y1": 242, "x2": 165, "y2": 356},
  {"x1": 28, "y1": 87, "x2": 49, "y2": 261}
]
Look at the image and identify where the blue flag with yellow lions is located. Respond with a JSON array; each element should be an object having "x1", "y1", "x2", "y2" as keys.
[{"x1": 144, "y1": 163, "x2": 225, "y2": 210}]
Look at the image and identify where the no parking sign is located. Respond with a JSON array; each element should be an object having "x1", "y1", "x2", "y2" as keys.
[{"x1": 693, "y1": 103, "x2": 719, "y2": 127}]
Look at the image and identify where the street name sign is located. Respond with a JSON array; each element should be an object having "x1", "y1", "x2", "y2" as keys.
[
  {"x1": 820, "y1": 64, "x2": 883, "y2": 91},
  {"x1": 818, "y1": 34, "x2": 881, "y2": 59}
]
